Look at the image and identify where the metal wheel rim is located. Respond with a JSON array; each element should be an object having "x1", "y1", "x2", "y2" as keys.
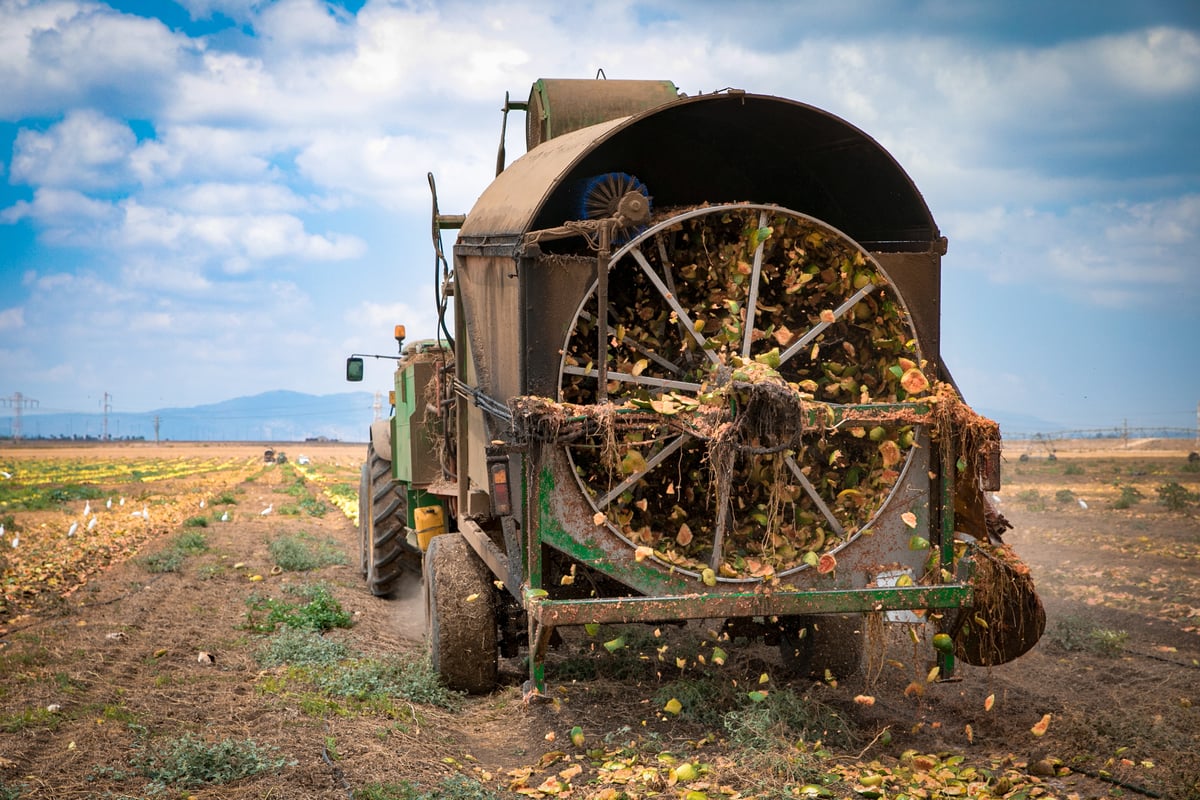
[{"x1": 557, "y1": 203, "x2": 925, "y2": 582}]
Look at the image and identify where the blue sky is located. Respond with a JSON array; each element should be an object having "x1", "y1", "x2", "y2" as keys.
[{"x1": 1, "y1": 0, "x2": 1197, "y2": 434}]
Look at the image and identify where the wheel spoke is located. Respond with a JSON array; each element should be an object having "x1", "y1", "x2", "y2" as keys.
[
  {"x1": 562, "y1": 365, "x2": 702, "y2": 393},
  {"x1": 785, "y1": 454, "x2": 846, "y2": 537},
  {"x1": 628, "y1": 247, "x2": 721, "y2": 366},
  {"x1": 709, "y1": 474, "x2": 732, "y2": 570},
  {"x1": 579, "y1": 309, "x2": 683, "y2": 376},
  {"x1": 656, "y1": 233, "x2": 680, "y2": 299},
  {"x1": 656, "y1": 232, "x2": 697, "y2": 348},
  {"x1": 596, "y1": 434, "x2": 690, "y2": 509},
  {"x1": 740, "y1": 210, "x2": 770, "y2": 358},
  {"x1": 778, "y1": 282, "x2": 876, "y2": 367}
]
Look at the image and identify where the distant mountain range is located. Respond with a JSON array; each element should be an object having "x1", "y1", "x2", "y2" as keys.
[
  {"x1": 975, "y1": 408, "x2": 1067, "y2": 439},
  {"x1": 5, "y1": 390, "x2": 377, "y2": 443}
]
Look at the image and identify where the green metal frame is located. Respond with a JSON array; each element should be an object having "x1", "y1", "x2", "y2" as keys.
[{"x1": 517, "y1": 399, "x2": 970, "y2": 692}]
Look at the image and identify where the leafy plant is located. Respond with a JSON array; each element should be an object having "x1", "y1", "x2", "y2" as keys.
[
  {"x1": 174, "y1": 530, "x2": 208, "y2": 552},
  {"x1": 721, "y1": 688, "x2": 853, "y2": 788},
  {"x1": 1063, "y1": 462, "x2": 1085, "y2": 476},
  {"x1": 314, "y1": 654, "x2": 458, "y2": 709},
  {"x1": 1055, "y1": 489, "x2": 1076, "y2": 504},
  {"x1": 182, "y1": 515, "x2": 209, "y2": 528},
  {"x1": 299, "y1": 496, "x2": 328, "y2": 517},
  {"x1": 1089, "y1": 627, "x2": 1130, "y2": 656},
  {"x1": 268, "y1": 532, "x2": 347, "y2": 572},
  {"x1": 1112, "y1": 485, "x2": 1143, "y2": 509},
  {"x1": 132, "y1": 733, "x2": 294, "y2": 789},
  {"x1": 244, "y1": 584, "x2": 352, "y2": 632},
  {"x1": 328, "y1": 483, "x2": 356, "y2": 501},
  {"x1": 140, "y1": 550, "x2": 186, "y2": 573},
  {"x1": 0, "y1": 705, "x2": 63, "y2": 733},
  {"x1": 256, "y1": 628, "x2": 349, "y2": 668},
  {"x1": 1, "y1": 483, "x2": 104, "y2": 511},
  {"x1": 140, "y1": 530, "x2": 209, "y2": 573},
  {"x1": 1015, "y1": 488, "x2": 1045, "y2": 511},
  {"x1": 724, "y1": 687, "x2": 856, "y2": 751},
  {"x1": 1156, "y1": 482, "x2": 1197, "y2": 512},
  {"x1": 283, "y1": 475, "x2": 309, "y2": 497},
  {"x1": 1048, "y1": 615, "x2": 1128, "y2": 656}
]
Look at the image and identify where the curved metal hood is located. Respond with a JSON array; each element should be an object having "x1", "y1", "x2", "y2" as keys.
[{"x1": 458, "y1": 91, "x2": 939, "y2": 252}]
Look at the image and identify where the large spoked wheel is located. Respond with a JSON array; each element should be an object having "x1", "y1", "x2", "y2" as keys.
[
  {"x1": 559, "y1": 204, "x2": 925, "y2": 581},
  {"x1": 362, "y1": 442, "x2": 417, "y2": 597},
  {"x1": 424, "y1": 533, "x2": 499, "y2": 694}
]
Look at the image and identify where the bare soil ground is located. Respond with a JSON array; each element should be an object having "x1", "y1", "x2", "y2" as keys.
[{"x1": 1, "y1": 440, "x2": 1197, "y2": 799}]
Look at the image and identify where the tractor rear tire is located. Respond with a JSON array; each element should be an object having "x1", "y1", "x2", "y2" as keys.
[
  {"x1": 777, "y1": 613, "x2": 864, "y2": 680},
  {"x1": 357, "y1": 462, "x2": 369, "y2": 578},
  {"x1": 424, "y1": 533, "x2": 498, "y2": 694},
  {"x1": 362, "y1": 443, "x2": 417, "y2": 597}
]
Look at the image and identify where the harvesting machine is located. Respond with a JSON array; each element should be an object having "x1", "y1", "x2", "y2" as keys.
[{"x1": 347, "y1": 78, "x2": 1043, "y2": 694}]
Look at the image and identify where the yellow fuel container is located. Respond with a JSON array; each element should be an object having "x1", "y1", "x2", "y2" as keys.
[{"x1": 414, "y1": 505, "x2": 445, "y2": 551}]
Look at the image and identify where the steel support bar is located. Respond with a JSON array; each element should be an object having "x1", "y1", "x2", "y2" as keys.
[
  {"x1": 529, "y1": 584, "x2": 972, "y2": 628},
  {"x1": 458, "y1": 517, "x2": 513, "y2": 595}
]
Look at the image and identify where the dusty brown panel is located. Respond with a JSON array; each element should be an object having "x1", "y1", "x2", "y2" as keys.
[
  {"x1": 457, "y1": 253, "x2": 522, "y2": 405},
  {"x1": 526, "y1": 78, "x2": 679, "y2": 149},
  {"x1": 521, "y1": 255, "x2": 598, "y2": 398},
  {"x1": 458, "y1": 119, "x2": 627, "y2": 242},
  {"x1": 874, "y1": 249, "x2": 942, "y2": 371}
]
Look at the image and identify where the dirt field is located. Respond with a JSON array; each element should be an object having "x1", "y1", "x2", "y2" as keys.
[{"x1": 0, "y1": 439, "x2": 1197, "y2": 799}]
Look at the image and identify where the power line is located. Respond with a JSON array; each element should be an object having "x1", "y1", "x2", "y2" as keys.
[
  {"x1": 1005, "y1": 426, "x2": 1195, "y2": 441},
  {"x1": 1, "y1": 392, "x2": 39, "y2": 440}
]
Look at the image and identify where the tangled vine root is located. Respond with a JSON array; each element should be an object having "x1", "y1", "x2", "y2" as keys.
[
  {"x1": 863, "y1": 610, "x2": 887, "y2": 687},
  {"x1": 955, "y1": 542, "x2": 1045, "y2": 666},
  {"x1": 509, "y1": 382, "x2": 1008, "y2": 578}
]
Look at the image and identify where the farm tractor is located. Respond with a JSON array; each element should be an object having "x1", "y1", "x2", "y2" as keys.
[{"x1": 347, "y1": 78, "x2": 1044, "y2": 694}]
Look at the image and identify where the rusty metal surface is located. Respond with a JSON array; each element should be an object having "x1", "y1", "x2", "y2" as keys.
[
  {"x1": 529, "y1": 584, "x2": 972, "y2": 627},
  {"x1": 458, "y1": 118, "x2": 629, "y2": 245},
  {"x1": 534, "y1": 447, "x2": 695, "y2": 597},
  {"x1": 527, "y1": 78, "x2": 679, "y2": 150},
  {"x1": 457, "y1": 517, "x2": 516, "y2": 597}
]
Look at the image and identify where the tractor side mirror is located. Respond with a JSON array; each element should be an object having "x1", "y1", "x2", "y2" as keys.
[{"x1": 345, "y1": 356, "x2": 364, "y2": 382}]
